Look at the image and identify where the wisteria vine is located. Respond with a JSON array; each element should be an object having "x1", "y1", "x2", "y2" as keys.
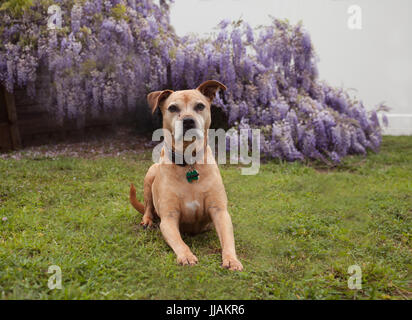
[{"x1": 0, "y1": 0, "x2": 387, "y2": 162}]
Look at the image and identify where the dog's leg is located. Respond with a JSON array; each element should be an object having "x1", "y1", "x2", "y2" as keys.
[
  {"x1": 141, "y1": 165, "x2": 158, "y2": 228},
  {"x1": 159, "y1": 211, "x2": 198, "y2": 266},
  {"x1": 209, "y1": 207, "x2": 243, "y2": 271}
]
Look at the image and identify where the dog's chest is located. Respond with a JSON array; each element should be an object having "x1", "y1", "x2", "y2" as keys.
[
  {"x1": 184, "y1": 200, "x2": 201, "y2": 215},
  {"x1": 179, "y1": 196, "x2": 212, "y2": 234},
  {"x1": 178, "y1": 187, "x2": 207, "y2": 223},
  {"x1": 174, "y1": 178, "x2": 214, "y2": 228},
  {"x1": 154, "y1": 160, "x2": 222, "y2": 232}
]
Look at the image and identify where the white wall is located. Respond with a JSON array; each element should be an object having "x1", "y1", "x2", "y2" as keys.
[{"x1": 169, "y1": 0, "x2": 412, "y2": 135}]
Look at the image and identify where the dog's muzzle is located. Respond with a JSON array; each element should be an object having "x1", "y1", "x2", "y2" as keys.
[
  {"x1": 183, "y1": 117, "x2": 196, "y2": 134},
  {"x1": 174, "y1": 117, "x2": 203, "y2": 141}
]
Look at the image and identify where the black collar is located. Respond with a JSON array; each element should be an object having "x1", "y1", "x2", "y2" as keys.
[
  {"x1": 166, "y1": 146, "x2": 188, "y2": 167},
  {"x1": 164, "y1": 143, "x2": 206, "y2": 167}
]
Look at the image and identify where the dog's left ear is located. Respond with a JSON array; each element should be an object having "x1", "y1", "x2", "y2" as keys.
[
  {"x1": 196, "y1": 80, "x2": 227, "y2": 102},
  {"x1": 147, "y1": 90, "x2": 174, "y2": 114}
]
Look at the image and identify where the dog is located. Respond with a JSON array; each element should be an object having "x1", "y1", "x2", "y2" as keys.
[{"x1": 130, "y1": 80, "x2": 243, "y2": 271}]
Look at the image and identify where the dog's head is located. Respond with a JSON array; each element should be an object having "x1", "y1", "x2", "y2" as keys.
[{"x1": 147, "y1": 80, "x2": 226, "y2": 150}]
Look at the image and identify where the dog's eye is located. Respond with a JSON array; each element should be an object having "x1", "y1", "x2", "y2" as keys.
[
  {"x1": 195, "y1": 103, "x2": 205, "y2": 112},
  {"x1": 168, "y1": 105, "x2": 179, "y2": 113}
]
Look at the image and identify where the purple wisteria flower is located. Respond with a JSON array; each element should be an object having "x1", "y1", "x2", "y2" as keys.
[{"x1": 0, "y1": 0, "x2": 385, "y2": 163}]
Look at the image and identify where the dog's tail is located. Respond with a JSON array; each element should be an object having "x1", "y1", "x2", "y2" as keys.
[{"x1": 129, "y1": 183, "x2": 144, "y2": 214}]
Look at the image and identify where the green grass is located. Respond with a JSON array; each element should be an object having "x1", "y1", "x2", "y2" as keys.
[{"x1": 0, "y1": 136, "x2": 411, "y2": 300}]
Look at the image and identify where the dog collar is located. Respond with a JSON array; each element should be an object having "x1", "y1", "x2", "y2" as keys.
[
  {"x1": 165, "y1": 144, "x2": 188, "y2": 167},
  {"x1": 164, "y1": 144, "x2": 200, "y2": 183}
]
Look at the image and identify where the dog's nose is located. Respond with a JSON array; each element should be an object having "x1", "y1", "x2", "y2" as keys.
[{"x1": 183, "y1": 118, "x2": 196, "y2": 131}]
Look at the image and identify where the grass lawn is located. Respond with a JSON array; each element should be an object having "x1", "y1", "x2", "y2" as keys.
[{"x1": 0, "y1": 136, "x2": 411, "y2": 300}]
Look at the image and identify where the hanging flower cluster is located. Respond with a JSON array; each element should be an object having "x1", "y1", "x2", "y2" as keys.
[
  {"x1": 0, "y1": 0, "x2": 386, "y2": 162},
  {"x1": 0, "y1": 0, "x2": 176, "y2": 124},
  {"x1": 169, "y1": 19, "x2": 387, "y2": 162}
]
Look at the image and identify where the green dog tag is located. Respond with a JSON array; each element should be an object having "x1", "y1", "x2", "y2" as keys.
[{"x1": 186, "y1": 169, "x2": 199, "y2": 183}]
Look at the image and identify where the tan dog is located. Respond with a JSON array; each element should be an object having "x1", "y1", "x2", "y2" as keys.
[{"x1": 130, "y1": 80, "x2": 243, "y2": 271}]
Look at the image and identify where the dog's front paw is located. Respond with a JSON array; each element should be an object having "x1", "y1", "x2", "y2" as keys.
[
  {"x1": 222, "y1": 257, "x2": 243, "y2": 271},
  {"x1": 177, "y1": 252, "x2": 198, "y2": 266}
]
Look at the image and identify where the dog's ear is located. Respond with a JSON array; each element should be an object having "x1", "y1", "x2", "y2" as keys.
[
  {"x1": 147, "y1": 90, "x2": 174, "y2": 114},
  {"x1": 196, "y1": 80, "x2": 227, "y2": 102}
]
